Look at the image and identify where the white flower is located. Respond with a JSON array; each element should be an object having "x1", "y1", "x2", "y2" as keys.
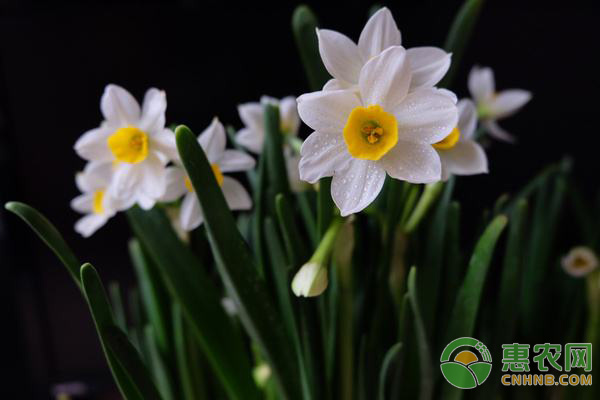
[
  {"x1": 70, "y1": 162, "x2": 122, "y2": 237},
  {"x1": 468, "y1": 66, "x2": 532, "y2": 142},
  {"x1": 297, "y1": 46, "x2": 457, "y2": 216},
  {"x1": 561, "y1": 246, "x2": 599, "y2": 278},
  {"x1": 74, "y1": 84, "x2": 178, "y2": 210},
  {"x1": 291, "y1": 261, "x2": 328, "y2": 297},
  {"x1": 318, "y1": 7, "x2": 451, "y2": 92},
  {"x1": 161, "y1": 118, "x2": 255, "y2": 231},
  {"x1": 236, "y1": 96, "x2": 300, "y2": 153},
  {"x1": 434, "y1": 99, "x2": 488, "y2": 180},
  {"x1": 236, "y1": 96, "x2": 308, "y2": 192}
]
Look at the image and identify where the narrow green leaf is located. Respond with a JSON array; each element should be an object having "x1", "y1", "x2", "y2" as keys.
[
  {"x1": 109, "y1": 282, "x2": 127, "y2": 332},
  {"x1": 173, "y1": 303, "x2": 209, "y2": 400},
  {"x1": 275, "y1": 193, "x2": 308, "y2": 266},
  {"x1": 176, "y1": 125, "x2": 301, "y2": 400},
  {"x1": 5, "y1": 201, "x2": 81, "y2": 288},
  {"x1": 407, "y1": 267, "x2": 434, "y2": 400},
  {"x1": 440, "y1": 0, "x2": 485, "y2": 87},
  {"x1": 80, "y1": 263, "x2": 163, "y2": 400},
  {"x1": 317, "y1": 178, "x2": 334, "y2": 240},
  {"x1": 296, "y1": 191, "x2": 318, "y2": 247},
  {"x1": 144, "y1": 325, "x2": 176, "y2": 400},
  {"x1": 292, "y1": 5, "x2": 330, "y2": 91},
  {"x1": 127, "y1": 207, "x2": 259, "y2": 400},
  {"x1": 264, "y1": 104, "x2": 290, "y2": 197},
  {"x1": 445, "y1": 215, "x2": 508, "y2": 341},
  {"x1": 129, "y1": 239, "x2": 172, "y2": 356},
  {"x1": 378, "y1": 343, "x2": 402, "y2": 400}
]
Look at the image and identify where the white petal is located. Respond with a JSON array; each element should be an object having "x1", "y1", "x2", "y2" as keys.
[
  {"x1": 317, "y1": 29, "x2": 363, "y2": 83},
  {"x1": 380, "y1": 141, "x2": 441, "y2": 183},
  {"x1": 180, "y1": 193, "x2": 203, "y2": 231},
  {"x1": 75, "y1": 214, "x2": 109, "y2": 237},
  {"x1": 299, "y1": 131, "x2": 352, "y2": 184},
  {"x1": 359, "y1": 46, "x2": 410, "y2": 110},
  {"x1": 285, "y1": 150, "x2": 306, "y2": 192},
  {"x1": 438, "y1": 140, "x2": 488, "y2": 177},
  {"x1": 468, "y1": 66, "x2": 495, "y2": 103},
  {"x1": 358, "y1": 7, "x2": 402, "y2": 60},
  {"x1": 457, "y1": 99, "x2": 477, "y2": 139},
  {"x1": 487, "y1": 89, "x2": 532, "y2": 119},
  {"x1": 109, "y1": 164, "x2": 141, "y2": 202},
  {"x1": 484, "y1": 120, "x2": 516, "y2": 143},
  {"x1": 218, "y1": 150, "x2": 255, "y2": 173},
  {"x1": 236, "y1": 127, "x2": 263, "y2": 154},
  {"x1": 238, "y1": 102, "x2": 264, "y2": 130},
  {"x1": 76, "y1": 161, "x2": 112, "y2": 192},
  {"x1": 74, "y1": 126, "x2": 113, "y2": 162},
  {"x1": 393, "y1": 88, "x2": 458, "y2": 144},
  {"x1": 198, "y1": 117, "x2": 226, "y2": 162},
  {"x1": 139, "y1": 154, "x2": 167, "y2": 201},
  {"x1": 280, "y1": 96, "x2": 300, "y2": 135},
  {"x1": 437, "y1": 88, "x2": 458, "y2": 104},
  {"x1": 222, "y1": 177, "x2": 252, "y2": 211},
  {"x1": 100, "y1": 84, "x2": 141, "y2": 126},
  {"x1": 137, "y1": 194, "x2": 156, "y2": 210},
  {"x1": 322, "y1": 78, "x2": 353, "y2": 92},
  {"x1": 139, "y1": 88, "x2": 166, "y2": 133},
  {"x1": 151, "y1": 128, "x2": 179, "y2": 162},
  {"x1": 331, "y1": 159, "x2": 386, "y2": 216},
  {"x1": 407, "y1": 47, "x2": 451, "y2": 90},
  {"x1": 297, "y1": 90, "x2": 361, "y2": 134},
  {"x1": 161, "y1": 166, "x2": 187, "y2": 202},
  {"x1": 71, "y1": 193, "x2": 94, "y2": 213}
]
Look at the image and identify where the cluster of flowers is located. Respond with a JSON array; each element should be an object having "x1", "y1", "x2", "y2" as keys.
[{"x1": 71, "y1": 7, "x2": 531, "y2": 236}]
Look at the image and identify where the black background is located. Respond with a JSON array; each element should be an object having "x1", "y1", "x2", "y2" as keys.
[{"x1": 1, "y1": 0, "x2": 598, "y2": 398}]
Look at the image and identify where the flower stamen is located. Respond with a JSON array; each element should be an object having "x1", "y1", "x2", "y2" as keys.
[{"x1": 107, "y1": 126, "x2": 149, "y2": 163}]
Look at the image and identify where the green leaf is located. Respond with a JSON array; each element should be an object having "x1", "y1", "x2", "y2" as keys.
[
  {"x1": 80, "y1": 263, "x2": 163, "y2": 400},
  {"x1": 144, "y1": 325, "x2": 176, "y2": 400},
  {"x1": 445, "y1": 215, "x2": 508, "y2": 341},
  {"x1": 4, "y1": 201, "x2": 81, "y2": 288},
  {"x1": 173, "y1": 303, "x2": 209, "y2": 400},
  {"x1": 127, "y1": 207, "x2": 259, "y2": 400},
  {"x1": 378, "y1": 342, "x2": 402, "y2": 400},
  {"x1": 275, "y1": 193, "x2": 308, "y2": 266},
  {"x1": 109, "y1": 282, "x2": 127, "y2": 331},
  {"x1": 317, "y1": 178, "x2": 334, "y2": 240},
  {"x1": 292, "y1": 5, "x2": 330, "y2": 91},
  {"x1": 439, "y1": 0, "x2": 485, "y2": 87},
  {"x1": 129, "y1": 239, "x2": 172, "y2": 356},
  {"x1": 264, "y1": 104, "x2": 290, "y2": 198},
  {"x1": 175, "y1": 125, "x2": 301, "y2": 400},
  {"x1": 407, "y1": 267, "x2": 434, "y2": 400}
]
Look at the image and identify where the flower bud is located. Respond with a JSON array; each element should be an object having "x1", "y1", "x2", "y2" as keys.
[
  {"x1": 561, "y1": 246, "x2": 598, "y2": 277},
  {"x1": 291, "y1": 262, "x2": 328, "y2": 297}
]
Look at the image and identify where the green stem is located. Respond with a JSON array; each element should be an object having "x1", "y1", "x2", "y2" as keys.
[{"x1": 403, "y1": 182, "x2": 444, "y2": 233}]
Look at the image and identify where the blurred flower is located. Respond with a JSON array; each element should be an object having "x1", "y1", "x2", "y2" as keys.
[
  {"x1": 236, "y1": 96, "x2": 300, "y2": 153},
  {"x1": 236, "y1": 96, "x2": 309, "y2": 192},
  {"x1": 319, "y1": 7, "x2": 451, "y2": 92},
  {"x1": 70, "y1": 162, "x2": 122, "y2": 237},
  {"x1": 468, "y1": 66, "x2": 532, "y2": 142},
  {"x1": 561, "y1": 246, "x2": 599, "y2": 277},
  {"x1": 74, "y1": 84, "x2": 177, "y2": 210},
  {"x1": 292, "y1": 261, "x2": 328, "y2": 297},
  {"x1": 162, "y1": 118, "x2": 255, "y2": 231},
  {"x1": 297, "y1": 46, "x2": 457, "y2": 216},
  {"x1": 252, "y1": 363, "x2": 272, "y2": 388},
  {"x1": 434, "y1": 98, "x2": 488, "y2": 180}
]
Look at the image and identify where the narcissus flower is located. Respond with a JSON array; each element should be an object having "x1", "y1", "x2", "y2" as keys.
[
  {"x1": 70, "y1": 162, "x2": 122, "y2": 237},
  {"x1": 561, "y1": 246, "x2": 599, "y2": 277},
  {"x1": 434, "y1": 99, "x2": 488, "y2": 180},
  {"x1": 162, "y1": 118, "x2": 255, "y2": 231},
  {"x1": 74, "y1": 84, "x2": 178, "y2": 210},
  {"x1": 468, "y1": 66, "x2": 532, "y2": 142},
  {"x1": 318, "y1": 7, "x2": 451, "y2": 92},
  {"x1": 298, "y1": 46, "x2": 457, "y2": 216},
  {"x1": 236, "y1": 96, "x2": 308, "y2": 192}
]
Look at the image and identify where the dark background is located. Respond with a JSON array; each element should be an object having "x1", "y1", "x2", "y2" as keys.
[{"x1": 0, "y1": 0, "x2": 597, "y2": 398}]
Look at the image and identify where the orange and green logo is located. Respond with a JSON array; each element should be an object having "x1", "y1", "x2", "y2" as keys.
[{"x1": 440, "y1": 337, "x2": 493, "y2": 389}]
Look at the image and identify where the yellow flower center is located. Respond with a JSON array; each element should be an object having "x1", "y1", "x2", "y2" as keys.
[
  {"x1": 433, "y1": 127, "x2": 461, "y2": 150},
  {"x1": 107, "y1": 126, "x2": 149, "y2": 164},
  {"x1": 343, "y1": 105, "x2": 398, "y2": 161},
  {"x1": 93, "y1": 190, "x2": 105, "y2": 214},
  {"x1": 184, "y1": 164, "x2": 224, "y2": 192}
]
